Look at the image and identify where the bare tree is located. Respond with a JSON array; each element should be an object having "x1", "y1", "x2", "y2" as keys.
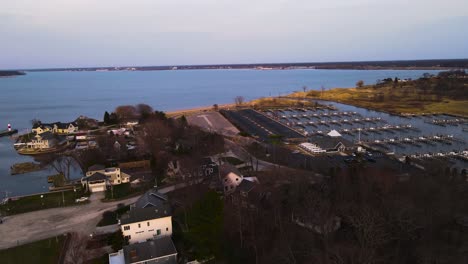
[
  {"x1": 115, "y1": 105, "x2": 138, "y2": 121},
  {"x1": 136, "y1": 103, "x2": 154, "y2": 117},
  {"x1": 356, "y1": 80, "x2": 364, "y2": 88},
  {"x1": 41, "y1": 153, "x2": 78, "y2": 181},
  {"x1": 234, "y1": 96, "x2": 245, "y2": 106}
]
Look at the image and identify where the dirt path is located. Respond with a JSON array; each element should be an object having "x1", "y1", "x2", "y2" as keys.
[{"x1": 0, "y1": 193, "x2": 139, "y2": 250}]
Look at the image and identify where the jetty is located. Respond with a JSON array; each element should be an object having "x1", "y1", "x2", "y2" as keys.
[{"x1": 0, "y1": 128, "x2": 18, "y2": 137}]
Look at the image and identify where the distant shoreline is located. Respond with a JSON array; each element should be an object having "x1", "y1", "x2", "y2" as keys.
[
  {"x1": 0, "y1": 70, "x2": 26, "y2": 77},
  {"x1": 21, "y1": 58, "x2": 468, "y2": 72}
]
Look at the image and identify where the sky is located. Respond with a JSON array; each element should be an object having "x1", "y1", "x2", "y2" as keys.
[{"x1": 1, "y1": 0, "x2": 468, "y2": 69}]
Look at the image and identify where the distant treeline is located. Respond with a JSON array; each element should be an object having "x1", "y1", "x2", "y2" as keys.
[
  {"x1": 0, "y1": 70, "x2": 25, "y2": 77},
  {"x1": 25, "y1": 59, "x2": 468, "y2": 72}
]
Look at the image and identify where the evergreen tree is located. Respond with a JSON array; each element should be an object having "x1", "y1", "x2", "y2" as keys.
[{"x1": 104, "y1": 111, "x2": 110, "y2": 124}]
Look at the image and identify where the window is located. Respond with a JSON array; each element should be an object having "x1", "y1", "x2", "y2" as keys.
[
  {"x1": 156, "y1": 229, "x2": 161, "y2": 235},
  {"x1": 166, "y1": 228, "x2": 169, "y2": 231},
  {"x1": 124, "y1": 226, "x2": 130, "y2": 231},
  {"x1": 125, "y1": 235, "x2": 131, "y2": 240},
  {"x1": 138, "y1": 223, "x2": 141, "y2": 228},
  {"x1": 147, "y1": 222, "x2": 150, "y2": 226}
]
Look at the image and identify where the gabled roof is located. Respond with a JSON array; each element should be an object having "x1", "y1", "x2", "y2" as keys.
[
  {"x1": 86, "y1": 172, "x2": 108, "y2": 181},
  {"x1": 123, "y1": 237, "x2": 177, "y2": 264},
  {"x1": 54, "y1": 122, "x2": 69, "y2": 129},
  {"x1": 32, "y1": 123, "x2": 53, "y2": 129},
  {"x1": 219, "y1": 164, "x2": 241, "y2": 178},
  {"x1": 327, "y1": 130, "x2": 342, "y2": 137},
  {"x1": 309, "y1": 135, "x2": 352, "y2": 150},
  {"x1": 120, "y1": 205, "x2": 171, "y2": 225},
  {"x1": 237, "y1": 179, "x2": 256, "y2": 194},
  {"x1": 134, "y1": 189, "x2": 169, "y2": 209}
]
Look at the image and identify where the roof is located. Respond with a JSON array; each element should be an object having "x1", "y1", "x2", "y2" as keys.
[
  {"x1": 134, "y1": 189, "x2": 169, "y2": 209},
  {"x1": 327, "y1": 130, "x2": 342, "y2": 137},
  {"x1": 54, "y1": 122, "x2": 76, "y2": 129},
  {"x1": 88, "y1": 164, "x2": 106, "y2": 172},
  {"x1": 237, "y1": 179, "x2": 256, "y2": 193},
  {"x1": 123, "y1": 237, "x2": 177, "y2": 264},
  {"x1": 86, "y1": 172, "x2": 108, "y2": 181},
  {"x1": 309, "y1": 135, "x2": 352, "y2": 150},
  {"x1": 219, "y1": 164, "x2": 241, "y2": 178},
  {"x1": 120, "y1": 205, "x2": 171, "y2": 225},
  {"x1": 37, "y1": 131, "x2": 55, "y2": 140},
  {"x1": 32, "y1": 123, "x2": 53, "y2": 129}
]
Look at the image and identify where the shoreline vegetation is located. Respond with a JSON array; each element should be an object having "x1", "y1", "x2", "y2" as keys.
[{"x1": 286, "y1": 70, "x2": 468, "y2": 117}]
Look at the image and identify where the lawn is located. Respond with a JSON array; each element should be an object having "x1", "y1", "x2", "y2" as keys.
[
  {"x1": 0, "y1": 234, "x2": 67, "y2": 264},
  {"x1": 0, "y1": 187, "x2": 88, "y2": 216},
  {"x1": 97, "y1": 204, "x2": 130, "y2": 226},
  {"x1": 104, "y1": 182, "x2": 149, "y2": 201},
  {"x1": 289, "y1": 86, "x2": 468, "y2": 117}
]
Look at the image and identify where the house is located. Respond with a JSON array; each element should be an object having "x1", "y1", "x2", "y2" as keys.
[
  {"x1": 26, "y1": 131, "x2": 58, "y2": 149},
  {"x1": 31, "y1": 122, "x2": 78, "y2": 135},
  {"x1": 86, "y1": 167, "x2": 130, "y2": 185},
  {"x1": 31, "y1": 123, "x2": 53, "y2": 135},
  {"x1": 109, "y1": 237, "x2": 177, "y2": 264},
  {"x1": 308, "y1": 135, "x2": 351, "y2": 153},
  {"x1": 219, "y1": 164, "x2": 243, "y2": 194},
  {"x1": 119, "y1": 189, "x2": 172, "y2": 244},
  {"x1": 82, "y1": 172, "x2": 108, "y2": 192},
  {"x1": 53, "y1": 122, "x2": 78, "y2": 134}
]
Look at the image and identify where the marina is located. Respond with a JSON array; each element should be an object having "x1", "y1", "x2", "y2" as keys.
[{"x1": 256, "y1": 100, "x2": 468, "y2": 170}]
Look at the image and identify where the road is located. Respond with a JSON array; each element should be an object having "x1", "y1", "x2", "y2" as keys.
[{"x1": 0, "y1": 193, "x2": 140, "y2": 250}]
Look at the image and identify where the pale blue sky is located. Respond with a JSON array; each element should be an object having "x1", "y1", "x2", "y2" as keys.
[{"x1": 1, "y1": 0, "x2": 467, "y2": 69}]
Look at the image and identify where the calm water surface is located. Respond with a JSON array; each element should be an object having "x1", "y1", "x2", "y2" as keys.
[{"x1": 0, "y1": 69, "x2": 442, "y2": 196}]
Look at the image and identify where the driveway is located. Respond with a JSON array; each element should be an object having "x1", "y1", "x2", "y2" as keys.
[{"x1": 0, "y1": 193, "x2": 140, "y2": 250}]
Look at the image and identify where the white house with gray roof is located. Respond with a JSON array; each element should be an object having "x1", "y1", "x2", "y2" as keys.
[{"x1": 119, "y1": 189, "x2": 172, "y2": 244}]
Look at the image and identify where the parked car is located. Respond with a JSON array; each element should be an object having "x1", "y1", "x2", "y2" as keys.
[{"x1": 75, "y1": 197, "x2": 89, "y2": 203}]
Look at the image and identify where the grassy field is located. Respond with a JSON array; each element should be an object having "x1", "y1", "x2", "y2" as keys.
[
  {"x1": 104, "y1": 182, "x2": 149, "y2": 201},
  {"x1": 288, "y1": 85, "x2": 468, "y2": 117},
  {"x1": 0, "y1": 235, "x2": 67, "y2": 264},
  {"x1": 250, "y1": 97, "x2": 316, "y2": 108},
  {"x1": 0, "y1": 187, "x2": 88, "y2": 216}
]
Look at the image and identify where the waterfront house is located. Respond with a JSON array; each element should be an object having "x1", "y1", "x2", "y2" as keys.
[
  {"x1": 119, "y1": 190, "x2": 172, "y2": 244},
  {"x1": 26, "y1": 131, "x2": 58, "y2": 149},
  {"x1": 32, "y1": 123, "x2": 53, "y2": 135},
  {"x1": 53, "y1": 122, "x2": 78, "y2": 134},
  {"x1": 109, "y1": 237, "x2": 177, "y2": 264},
  {"x1": 85, "y1": 166, "x2": 131, "y2": 186},
  {"x1": 32, "y1": 122, "x2": 78, "y2": 135}
]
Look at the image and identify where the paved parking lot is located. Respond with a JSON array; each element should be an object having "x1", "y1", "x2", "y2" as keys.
[
  {"x1": 187, "y1": 111, "x2": 239, "y2": 136},
  {"x1": 221, "y1": 109, "x2": 304, "y2": 141}
]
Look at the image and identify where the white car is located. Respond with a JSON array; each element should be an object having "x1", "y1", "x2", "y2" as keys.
[{"x1": 75, "y1": 197, "x2": 89, "y2": 203}]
